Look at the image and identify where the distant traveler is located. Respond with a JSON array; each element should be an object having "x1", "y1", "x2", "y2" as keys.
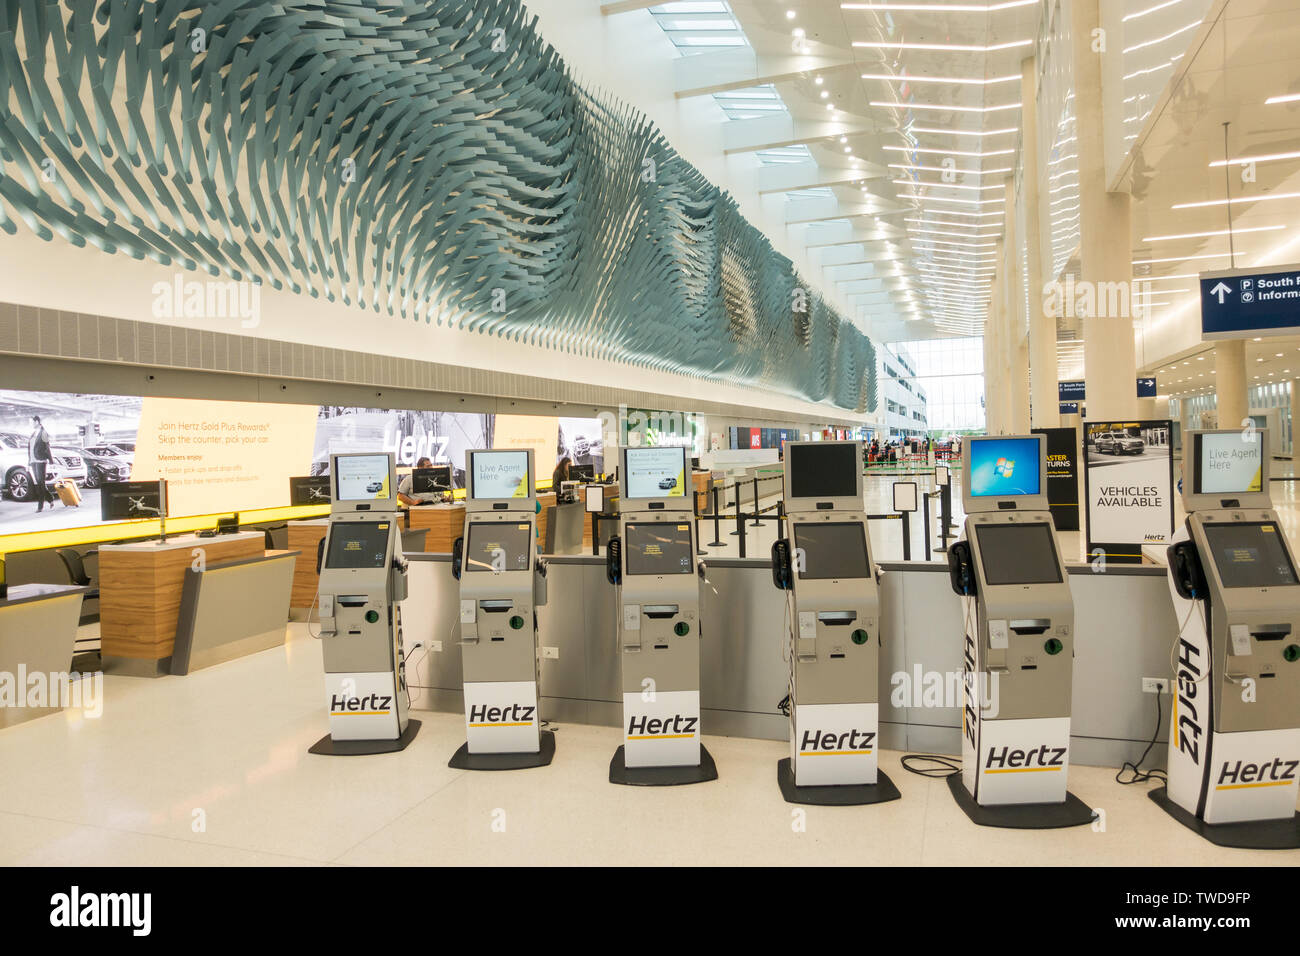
[{"x1": 28, "y1": 415, "x2": 56, "y2": 513}]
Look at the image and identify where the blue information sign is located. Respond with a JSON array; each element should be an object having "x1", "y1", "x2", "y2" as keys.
[{"x1": 1200, "y1": 265, "x2": 1300, "y2": 338}]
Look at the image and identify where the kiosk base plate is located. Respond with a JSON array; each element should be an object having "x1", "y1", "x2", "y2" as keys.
[
  {"x1": 448, "y1": 730, "x2": 556, "y2": 771},
  {"x1": 776, "y1": 759, "x2": 901, "y2": 806},
  {"x1": 1149, "y1": 787, "x2": 1300, "y2": 849},
  {"x1": 946, "y1": 771, "x2": 1095, "y2": 828},
  {"x1": 308, "y1": 719, "x2": 421, "y2": 756},
  {"x1": 609, "y1": 744, "x2": 718, "y2": 786}
]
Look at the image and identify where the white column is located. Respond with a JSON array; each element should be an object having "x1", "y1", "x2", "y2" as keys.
[
  {"x1": 1022, "y1": 56, "x2": 1058, "y2": 429},
  {"x1": 1073, "y1": 0, "x2": 1137, "y2": 423},
  {"x1": 1215, "y1": 340, "x2": 1248, "y2": 428}
]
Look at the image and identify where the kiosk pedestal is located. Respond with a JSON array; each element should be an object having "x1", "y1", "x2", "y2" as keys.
[
  {"x1": 449, "y1": 448, "x2": 554, "y2": 771},
  {"x1": 607, "y1": 445, "x2": 717, "y2": 787},
  {"x1": 770, "y1": 440, "x2": 899, "y2": 806},
  {"x1": 1155, "y1": 429, "x2": 1300, "y2": 849},
  {"x1": 946, "y1": 435, "x2": 1094, "y2": 829},
  {"x1": 311, "y1": 452, "x2": 419, "y2": 756}
]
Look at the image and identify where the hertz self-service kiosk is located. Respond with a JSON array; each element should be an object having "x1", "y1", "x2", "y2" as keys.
[
  {"x1": 449, "y1": 448, "x2": 554, "y2": 770},
  {"x1": 605, "y1": 444, "x2": 716, "y2": 785},
  {"x1": 1155, "y1": 428, "x2": 1300, "y2": 848},
  {"x1": 770, "y1": 440, "x2": 900, "y2": 805},
  {"x1": 310, "y1": 452, "x2": 420, "y2": 755},
  {"x1": 946, "y1": 435, "x2": 1093, "y2": 827}
]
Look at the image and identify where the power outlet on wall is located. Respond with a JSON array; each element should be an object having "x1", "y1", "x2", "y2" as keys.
[{"x1": 1142, "y1": 677, "x2": 1170, "y2": 694}]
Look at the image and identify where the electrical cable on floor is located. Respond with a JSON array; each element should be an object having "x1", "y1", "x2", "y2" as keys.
[
  {"x1": 900, "y1": 753, "x2": 961, "y2": 777},
  {"x1": 1115, "y1": 686, "x2": 1168, "y2": 785}
]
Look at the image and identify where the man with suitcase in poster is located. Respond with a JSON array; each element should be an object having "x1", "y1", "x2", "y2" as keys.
[{"x1": 28, "y1": 415, "x2": 57, "y2": 513}]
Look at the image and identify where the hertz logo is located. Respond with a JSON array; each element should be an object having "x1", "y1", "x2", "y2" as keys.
[
  {"x1": 799, "y1": 729, "x2": 874, "y2": 755},
  {"x1": 330, "y1": 693, "x2": 392, "y2": 715},
  {"x1": 983, "y1": 744, "x2": 1066, "y2": 772},
  {"x1": 1216, "y1": 758, "x2": 1299, "y2": 789},
  {"x1": 627, "y1": 714, "x2": 697, "y2": 739},
  {"x1": 1174, "y1": 638, "x2": 1204, "y2": 764},
  {"x1": 469, "y1": 703, "x2": 536, "y2": 726}
]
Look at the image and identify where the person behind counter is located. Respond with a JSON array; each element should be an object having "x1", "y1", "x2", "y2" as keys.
[
  {"x1": 398, "y1": 457, "x2": 436, "y2": 506},
  {"x1": 552, "y1": 456, "x2": 572, "y2": 491}
]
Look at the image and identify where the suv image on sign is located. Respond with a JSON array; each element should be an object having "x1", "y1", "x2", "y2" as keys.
[
  {"x1": 80, "y1": 444, "x2": 133, "y2": 489},
  {"x1": 658, "y1": 476, "x2": 678, "y2": 490},
  {"x1": 0, "y1": 432, "x2": 88, "y2": 501},
  {"x1": 1094, "y1": 431, "x2": 1145, "y2": 456}
]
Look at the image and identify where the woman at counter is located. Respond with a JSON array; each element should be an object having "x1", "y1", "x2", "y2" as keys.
[{"x1": 552, "y1": 456, "x2": 572, "y2": 491}]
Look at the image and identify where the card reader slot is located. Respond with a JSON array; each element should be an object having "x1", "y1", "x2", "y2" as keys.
[
  {"x1": 1009, "y1": 619, "x2": 1050, "y2": 636},
  {"x1": 1250, "y1": 625, "x2": 1291, "y2": 641},
  {"x1": 643, "y1": 605, "x2": 679, "y2": 619},
  {"x1": 817, "y1": 611, "x2": 858, "y2": 625}
]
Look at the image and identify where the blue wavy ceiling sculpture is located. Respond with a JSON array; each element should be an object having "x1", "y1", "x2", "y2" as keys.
[{"x1": 0, "y1": 0, "x2": 877, "y2": 413}]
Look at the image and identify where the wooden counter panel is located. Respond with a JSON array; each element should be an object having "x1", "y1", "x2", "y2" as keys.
[
  {"x1": 287, "y1": 523, "x2": 329, "y2": 610},
  {"x1": 406, "y1": 504, "x2": 466, "y2": 553},
  {"x1": 100, "y1": 536, "x2": 264, "y2": 660}
]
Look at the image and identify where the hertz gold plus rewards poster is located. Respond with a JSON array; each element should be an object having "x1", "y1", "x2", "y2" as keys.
[{"x1": 131, "y1": 398, "x2": 320, "y2": 518}]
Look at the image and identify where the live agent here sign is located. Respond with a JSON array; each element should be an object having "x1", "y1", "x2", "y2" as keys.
[{"x1": 1200, "y1": 264, "x2": 1300, "y2": 338}]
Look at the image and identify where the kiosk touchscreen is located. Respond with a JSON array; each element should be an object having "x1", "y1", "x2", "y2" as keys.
[
  {"x1": 770, "y1": 441, "x2": 900, "y2": 805},
  {"x1": 1157, "y1": 429, "x2": 1300, "y2": 847},
  {"x1": 449, "y1": 448, "x2": 553, "y2": 769},
  {"x1": 310, "y1": 452, "x2": 419, "y2": 755},
  {"x1": 604, "y1": 444, "x2": 716, "y2": 785},
  {"x1": 945, "y1": 434, "x2": 1094, "y2": 827}
]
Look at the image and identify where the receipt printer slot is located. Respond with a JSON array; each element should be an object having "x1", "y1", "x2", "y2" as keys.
[
  {"x1": 479, "y1": 600, "x2": 513, "y2": 613},
  {"x1": 1010, "y1": 618, "x2": 1050, "y2": 636},
  {"x1": 644, "y1": 605, "x2": 679, "y2": 619},
  {"x1": 817, "y1": 611, "x2": 857, "y2": 626}
]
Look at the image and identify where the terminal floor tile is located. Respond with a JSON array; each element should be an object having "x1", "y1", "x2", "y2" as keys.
[{"x1": 0, "y1": 625, "x2": 1294, "y2": 866}]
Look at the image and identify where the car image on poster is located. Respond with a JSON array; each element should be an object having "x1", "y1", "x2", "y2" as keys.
[{"x1": 1083, "y1": 420, "x2": 1174, "y2": 562}]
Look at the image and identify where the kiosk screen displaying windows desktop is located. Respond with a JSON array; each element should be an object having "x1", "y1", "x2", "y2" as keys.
[{"x1": 969, "y1": 438, "x2": 1042, "y2": 498}]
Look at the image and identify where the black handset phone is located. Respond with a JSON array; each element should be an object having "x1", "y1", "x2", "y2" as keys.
[
  {"x1": 606, "y1": 536, "x2": 622, "y2": 586},
  {"x1": 771, "y1": 538, "x2": 793, "y2": 590},
  {"x1": 451, "y1": 536, "x2": 464, "y2": 580},
  {"x1": 1168, "y1": 540, "x2": 1206, "y2": 600},
  {"x1": 948, "y1": 540, "x2": 976, "y2": 596}
]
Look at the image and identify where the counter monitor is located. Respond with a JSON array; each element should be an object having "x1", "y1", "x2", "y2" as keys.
[
  {"x1": 412, "y1": 465, "x2": 453, "y2": 495},
  {"x1": 289, "y1": 475, "x2": 331, "y2": 506},
  {"x1": 792, "y1": 522, "x2": 871, "y2": 580},
  {"x1": 625, "y1": 522, "x2": 694, "y2": 575},
  {"x1": 101, "y1": 480, "x2": 167, "y2": 521}
]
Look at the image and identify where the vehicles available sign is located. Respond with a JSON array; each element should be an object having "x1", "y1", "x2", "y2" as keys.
[
  {"x1": 1200, "y1": 264, "x2": 1300, "y2": 339},
  {"x1": 1032, "y1": 427, "x2": 1080, "y2": 532},
  {"x1": 1083, "y1": 420, "x2": 1174, "y2": 563}
]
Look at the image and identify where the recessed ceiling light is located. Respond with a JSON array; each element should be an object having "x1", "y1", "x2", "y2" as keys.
[
  {"x1": 872, "y1": 100, "x2": 1021, "y2": 113},
  {"x1": 1266, "y1": 92, "x2": 1300, "y2": 105},
  {"x1": 854, "y1": 39, "x2": 1031, "y2": 52},
  {"x1": 787, "y1": 9, "x2": 797, "y2": 19},
  {"x1": 1172, "y1": 191, "x2": 1300, "y2": 210},
  {"x1": 1211, "y1": 150, "x2": 1300, "y2": 167},
  {"x1": 815, "y1": 76, "x2": 824, "y2": 85},
  {"x1": 1141, "y1": 225, "x2": 1285, "y2": 242},
  {"x1": 861, "y1": 73, "x2": 1020, "y2": 86}
]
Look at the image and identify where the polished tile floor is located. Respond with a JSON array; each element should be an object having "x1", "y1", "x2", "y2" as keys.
[{"x1": 0, "y1": 625, "x2": 1294, "y2": 866}]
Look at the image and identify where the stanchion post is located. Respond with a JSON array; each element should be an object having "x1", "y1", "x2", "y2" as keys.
[{"x1": 709, "y1": 485, "x2": 724, "y2": 547}]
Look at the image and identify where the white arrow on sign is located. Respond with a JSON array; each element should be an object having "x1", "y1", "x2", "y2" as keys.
[{"x1": 1210, "y1": 281, "x2": 1233, "y2": 304}]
